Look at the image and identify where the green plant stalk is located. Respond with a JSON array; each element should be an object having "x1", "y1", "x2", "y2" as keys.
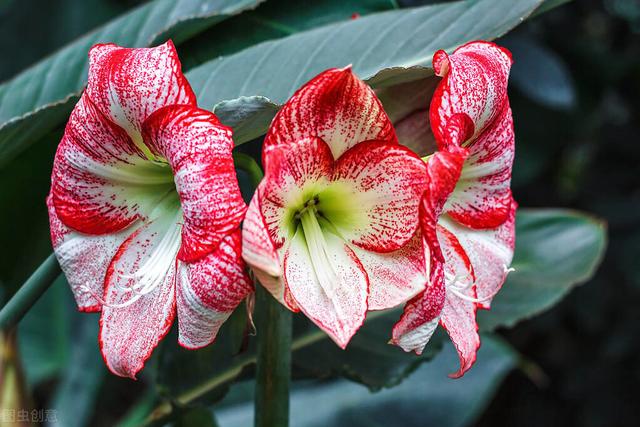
[
  {"x1": 254, "y1": 286, "x2": 292, "y2": 427},
  {"x1": 0, "y1": 253, "x2": 61, "y2": 330},
  {"x1": 234, "y1": 151, "x2": 293, "y2": 426}
]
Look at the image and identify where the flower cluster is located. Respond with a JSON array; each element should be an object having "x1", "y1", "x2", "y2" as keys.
[{"x1": 48, "y1": 40, "x2": 514, "y2": 378}]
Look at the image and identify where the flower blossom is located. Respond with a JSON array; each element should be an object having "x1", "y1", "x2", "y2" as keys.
[
  {"x1": 391, "y1": 41, "x2": 517, "y2": 377},
  {"x1": 242, "y1": 68, "x2": 430, "y2": 347},
  {"x1": 47, "y1": 41, "x2": 251, "y2": 378}
]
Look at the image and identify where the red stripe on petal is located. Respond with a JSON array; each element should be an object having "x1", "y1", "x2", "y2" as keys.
[
  {"x1": 332, "y1": 141, "x2": 427, "y2": 252},
  {"x1": 86, "y1": 41, "x2": 195, "y2": 142},
  {"x1": 265, "y1": 68, "x2": 396, "y2": 159},
  {"x1": 177, "y1": 230, "x2": 253, "y2": 349},
  {"x1": 142, "y1": 105, "x2": 247, "y2": 263},
  {"x1": 51, "y1": 94, "x2": 164, "y2": 235},
  {"x1": 99, "y1": 217, "x2": 180, "y2": 379}
]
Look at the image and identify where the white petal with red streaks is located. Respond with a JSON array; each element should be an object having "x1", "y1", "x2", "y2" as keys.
[
  {"x1": 99, "y1": 213, "x2": 181, "y2": 379},
  {"x1": 242, "y1": 193, "x2": 299, "y2": 311},
  {"x1": 284, "y1": 229, "x2": 368, "y2": 348},
  {"x1": 260, "y1": 137, "x2": 334, "y2": 249},
  {"x1": 47, "y1": 195, "x2": 134, "y2": 312},
  {"x1": 430, "y1": 41, "x2": 512, "y2": 146},
  {"x1": 356, "y1": 232, "x2": 428, "y2": 311},
  {"x1": 51, "y1": 94, "x2": 173, "y2": 235},
  {"x1": 437, "y1": 224, "x2": 479, "y2": 378},
  {"x1": 440, "y1": 201, "x2": 516, "y2": 310},
  {"x1": 391, "y1": 257, "x2": 445, "y2": 353},
  {"x1": 177, "y1": 230, "x2": 253, "y2": 349},
  {"x1": 142, "y1": 105, "x2": 247, "y2": 262},
  {"x1": 331, "y1": 141, "x2": 427, "y2": 252},
  {"x1": 445, "y1": 104, "x2": 515, "y2": 228},
  {"x1": 86, "y1": 41, "x2": 195, "y2": 147},
  {"x1": 265, "y1": 68, "x2": 396, "y2": 158}
]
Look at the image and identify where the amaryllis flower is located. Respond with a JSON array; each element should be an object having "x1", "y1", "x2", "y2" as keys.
[
  {"x1": 47, "y1": 41, "x2": 251, "y2": 378},
  {"x1": 391, "y1": 41, "x2": 517, "y2": 377},
  {"x1": 242, "y1": 68, "x2": 430, "y2": 347}
]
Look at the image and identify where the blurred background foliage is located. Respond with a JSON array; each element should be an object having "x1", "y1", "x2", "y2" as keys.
[{"x1": 0, "y1": 0, "x2": 636, "y2": 426}]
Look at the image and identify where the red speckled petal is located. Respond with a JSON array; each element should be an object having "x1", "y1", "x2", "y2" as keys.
[
  {"x1": 142, "y1": 105, "x2": 247, "y2": 263},
  {"x1": 391, "y1": 247, "x2": 445, "y2": 353},
  {"x1": 265, "y1": 67, "x2": 396, "y2": 159},
  {"x1": 47, "y1": 195, "x2": 134, "y2": 312},
  {"x1": 260, "y1": 137, "x2": 334, "y2": 250},
  {"x1": 445, "y1": 104, "x2": 515, "y2": 229},
  {"x1": 242, "y1": 193, "x2": 300, "y2": 312},
  {"x1": 442, "y1": 199, "x2": 516, "y2": 311},
  {"x1": 437, "y1": 224, "x2": 479, "y2": 379},
  {"x1": 391, "y1": 147, "x2": 466, "y2": 354},
  {"x1": 51, "y1": 94, "x2": 171, "y2": 235},
  {"x1": 357, "y1": 232, "x2": 428, "y2": 311},
  {"x1": 430, "y1": 41, "x2": 514, "y2": 229},
  {"x1": 332, "y1": 141, "x2": 427, "y2": 252},
  {"x1": 284, "y1": 229, "x2": 368, "y2": 349},
  {"x1": 430, "y1": 41, "x2": 512, "y2": 147},
  {"x1": 99, "y1": 215, "x2": 181, "y2": 379},
  {"x1": 177, "y1": 230, "x2": 253, "y2": 349},
  {"x1": 86, "y1": 41, "x2": 195, "y2": 143}
]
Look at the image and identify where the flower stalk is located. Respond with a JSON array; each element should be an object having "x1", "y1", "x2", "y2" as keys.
[
  {"x1": 0, "y1": 254, "x2": 61, "y2": 330},
  {"x1": 254, "y1": 286, "x2": 292, "y2": 427},
  {"x1": 234, "y1": 151, "x2": 293, "y2": 427}
]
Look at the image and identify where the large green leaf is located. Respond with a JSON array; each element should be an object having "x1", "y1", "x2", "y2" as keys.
[
  {"x1": 214, "y1": 335, "x2": 517, "y2": 427},
  {"x1": 479, "y1": 209, "x2": 607, "y2": 330},
  {"x1": 180, "y1": 0, "x2": 399, "y2": 69},
  {"x1": 188, "y1": 0, "x2": 544, "y2": 116},
  {"x1": 0, "y1": 0, "x2": 264, "y2": 168}
]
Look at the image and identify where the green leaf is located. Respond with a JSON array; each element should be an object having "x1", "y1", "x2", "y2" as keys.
[
  {"x1": 17, "y1": 275, "x2": 72, "y2": 386},
  {"x1": 292, "y1": 312, "x2": 445, "y2": 391},
  {"x1": 187, "y1": 0, "x2": 544, "y2": 116},
  {"x1": 180, "y1": 0, "x2": 399, "y2": 69},
  {"x1": 215, "y1": 335, "x2": 517, "y2": 427},
  {"x1": 50, "y1": 312, "x2": 105, "y2": 427},
  {"x1": 0, "y1": 0, "x2": 264, "y2": 168},
  {"x1": 479, "y1": 209, "x2": 607, "y2": 330},
  {"x1": 214, "y1": 97, "x2": 279, "y2": 144}
]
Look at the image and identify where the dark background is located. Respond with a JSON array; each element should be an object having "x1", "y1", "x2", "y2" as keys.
[{"x1": 1, "y1": 0, "x2": 638, "y2": 426}]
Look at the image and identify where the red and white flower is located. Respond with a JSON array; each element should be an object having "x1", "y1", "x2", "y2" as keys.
[
  {"x1": 242, "y1": 68, "x2": 430, "y2": 348},
  {"x1": 47, "y1": 41, "x2": 251, "y2": 378},
  {"x1": 391, "y1": 41, "x2": 517, "y2": 377}
]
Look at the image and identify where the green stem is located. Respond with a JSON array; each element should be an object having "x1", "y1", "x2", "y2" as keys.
[
  {"x1": 234, "y1": 152, "x2": 264, "y2": 188},
  {"x1": 234, "y1": 151, "x2": 293, "y2": 426},
  {"x1": 0, "y1": 254, "x2": 61, "y2": 330},
  {"x1": 254, "y1": 286, "x2": 292, "y2": 427}
]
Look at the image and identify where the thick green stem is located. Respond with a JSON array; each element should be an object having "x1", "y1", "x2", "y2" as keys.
[
  {"x1": 234, "y1": 151, "x2": 293, "y2": 427},
  {"x1": 254, "y1": 286, "x2": 292, "y2": 427},
  {"x1": 0, "y1": 254, "x2": 61, "y2": 330}
]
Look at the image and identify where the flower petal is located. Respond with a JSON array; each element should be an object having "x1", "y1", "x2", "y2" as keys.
[
  {"x1": 430, "y1": 41, "x2": 512, "y2": 147},
  {"x1": 440, "y1": 199, "x2": 516, "y2": 310},
  {"x1": 99, "y1": 213, "x2": 181, "y2": 379},
  {"x1": 394, "y1": 109, "x2": 438, "y2": 157},
  {"x1": 242, "y1": 193, "x2": 299, "y2": 312},
  {"x1": 331, "y1": 140, "x2": 427, "y2": 252},
  {"x1": 391, "y1": 256, "x2": 445, "y2": 353},
  {"x1": 51, "y1": 94, "x2": 173, "y2": 235},
  {"x1": 177, "y1": 230, "x2": 253, "y2": 349},
  {"x1": 142, "y1": 105, "x2": 247, "y2": 262},
  {"x1": 444, "y1": 104, "x2": 515, "y2": 228},
  {"x1": 265, "y1": 67, "x2": 396, "y2": 159},
  {"x1": 260, "y1": 137, "x2": 334, "y2": 250},
  {"x1": 47, "y1": 195, "x2": 133, "y2": 312},
  {"x1": 356, "y1": 232, "x2": 428, "y2": 311},
  {"x1": 437, "y1": 224, "x2": 479, "y2": 379},
  {"x1": 86, "y1": 41, "x2": 195, "y2": 148},
  {"x1": 283, "y1": 228, "x2": 368, "y2": 348}
]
